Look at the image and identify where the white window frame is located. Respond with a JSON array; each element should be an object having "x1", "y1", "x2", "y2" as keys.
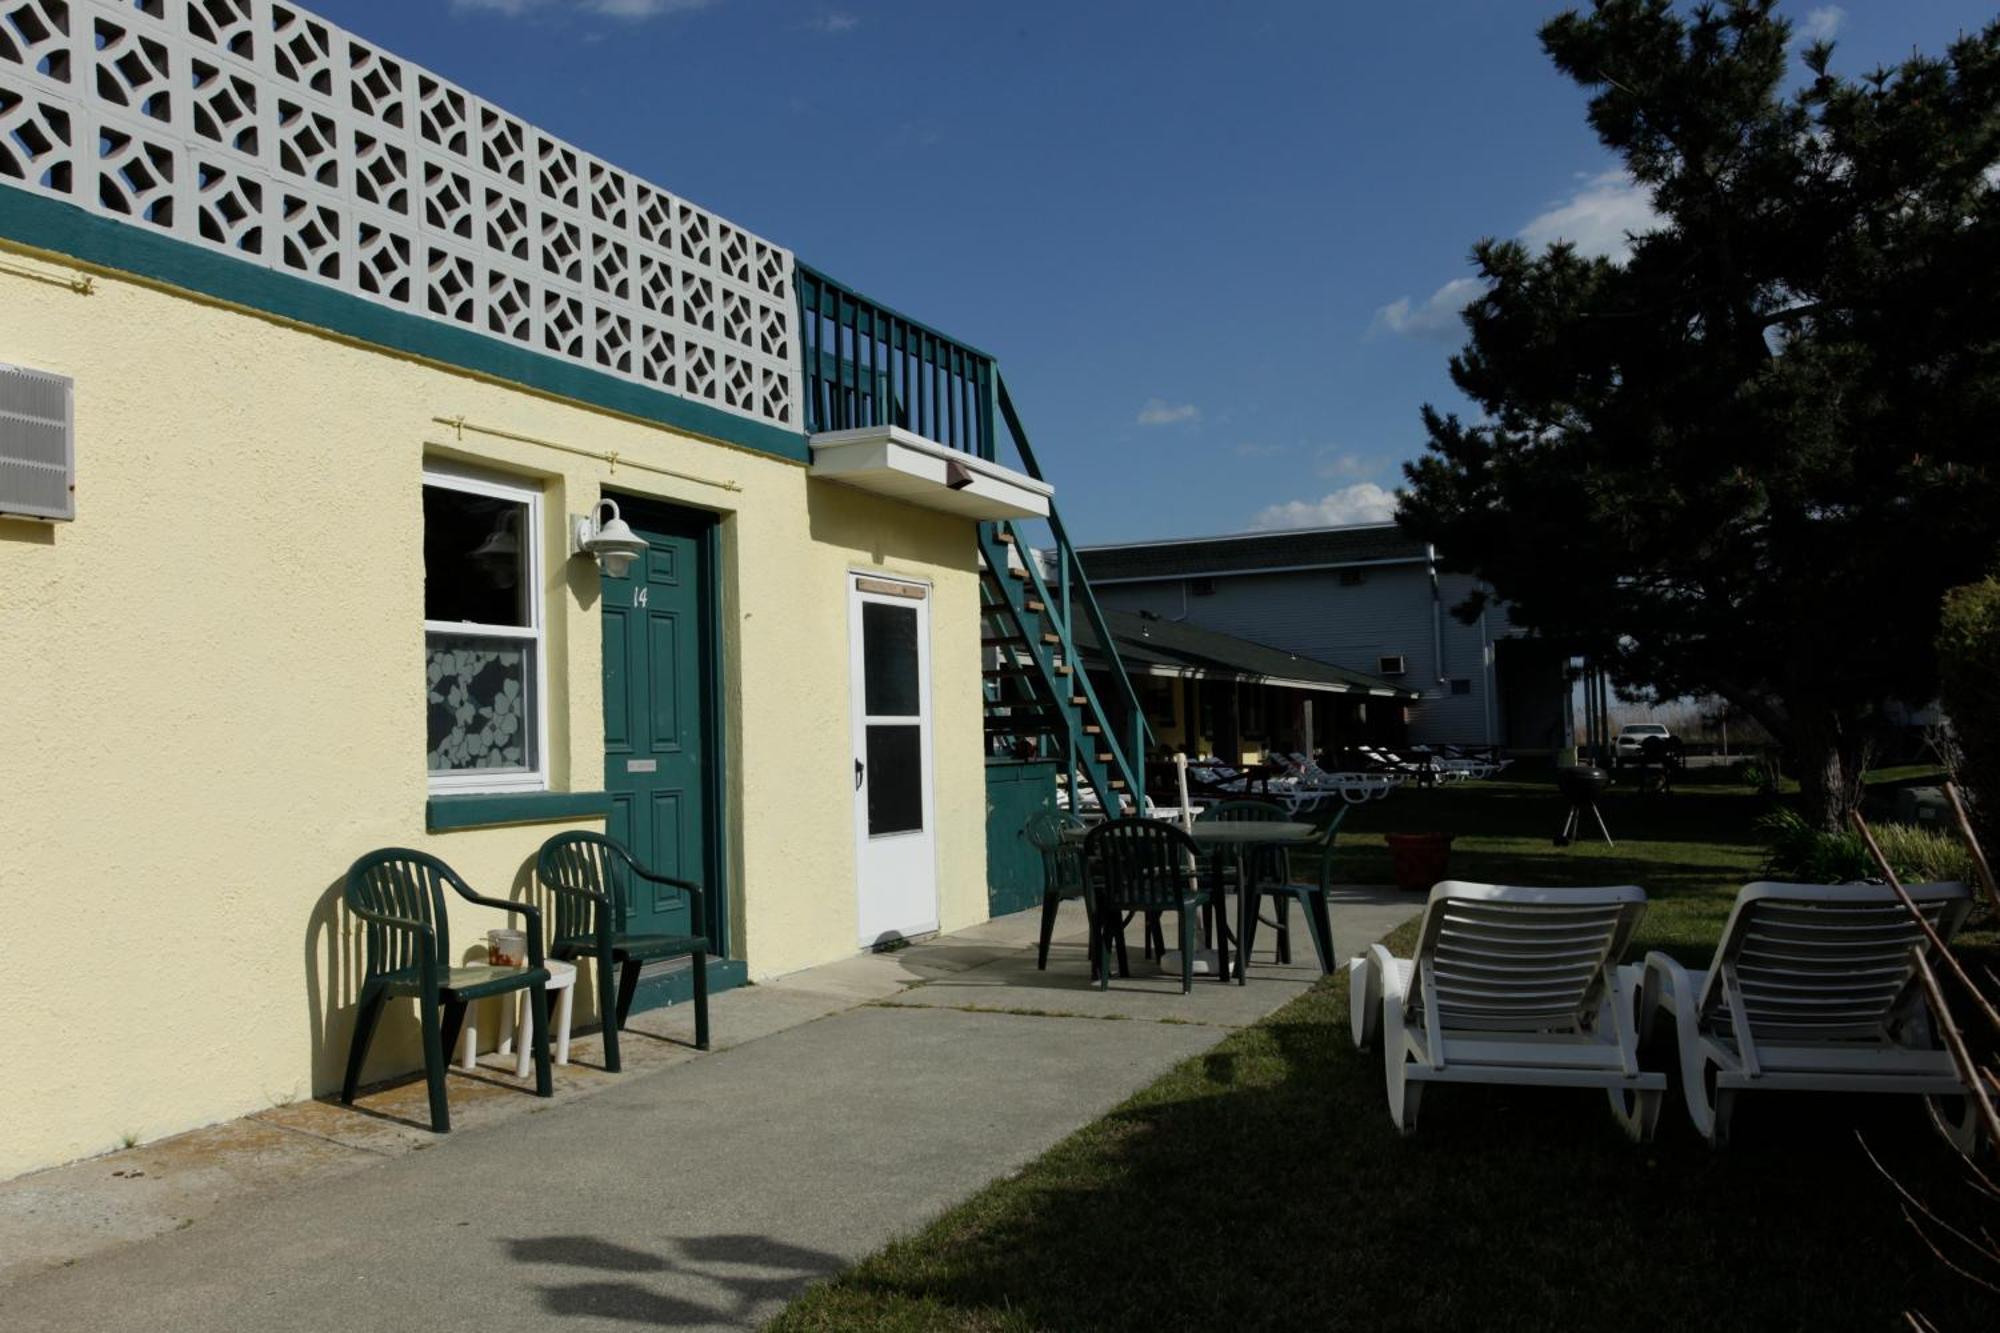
[{"x1": 423, "y1": 462, "x2": 550, "y2": 795}]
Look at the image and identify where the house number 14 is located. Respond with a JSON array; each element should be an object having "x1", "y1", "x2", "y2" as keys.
[{"x1": 634, "y1": 587, "x2": 649, "y2": 608}]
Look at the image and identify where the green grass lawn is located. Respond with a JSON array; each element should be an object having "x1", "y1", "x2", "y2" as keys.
[
  {"x1": 771, "y1": 775, "x2": 1996, "y2": 1332},
  {"x1": 1333, "y1": 776, "x2": 1777, "y2": 967},
  {"x1": 1864, "y1": 764, "x2": 1952, "y2": 787}
]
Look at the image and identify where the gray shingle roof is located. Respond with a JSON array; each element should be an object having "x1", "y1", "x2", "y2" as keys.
[
  {"x1": 1077, "y1": 524, "x2": 1427, "y2": 583},
  {"x1": 1073, "y1": 610, "x2": 1418, "y2": 698}
]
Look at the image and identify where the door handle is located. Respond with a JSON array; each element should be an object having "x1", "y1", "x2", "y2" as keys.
[{"x1": 854, "y1": 757, "x2": 865, "y2": 790}]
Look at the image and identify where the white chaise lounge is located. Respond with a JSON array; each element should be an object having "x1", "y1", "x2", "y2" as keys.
[
  {"x1": 1350, "y1": 882, "x2": 1665, "y2": 1140},
  {"x1": 1638, "y1": 880, "x2": 1980, "y2": 1149}
]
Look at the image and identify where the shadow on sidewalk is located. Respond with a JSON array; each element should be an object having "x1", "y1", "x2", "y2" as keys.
[{"x1": 507, "y1": 1232, "x2": 844, "y2": 1326}]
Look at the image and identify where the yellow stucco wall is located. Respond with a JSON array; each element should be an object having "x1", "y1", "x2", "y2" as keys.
[{"x1": 0, "y1": 242, "x2": 988, "y2": 1181}]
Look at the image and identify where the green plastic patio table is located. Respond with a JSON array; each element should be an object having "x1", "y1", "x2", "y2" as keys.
[{"x1": 1064, "y1": 820, "x2": 1320, "y2": 984}]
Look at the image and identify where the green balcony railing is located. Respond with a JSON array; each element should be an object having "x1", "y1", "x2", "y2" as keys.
[
  {"x1": 796, "y1": 264, "x2": 996, "y2": 459},
  {"x1": 795, "y1": 265, "x2": 1155, "y2": 811}
]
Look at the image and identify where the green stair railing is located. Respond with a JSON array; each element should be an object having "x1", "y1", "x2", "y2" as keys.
[{"x1": 796, "y1": 265, "x2": 1152, "y2": 814}]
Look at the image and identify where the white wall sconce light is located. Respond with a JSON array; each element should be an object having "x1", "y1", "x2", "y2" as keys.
[{"x1": 570, "y1": 498, "x2": 648, "y2": 578}]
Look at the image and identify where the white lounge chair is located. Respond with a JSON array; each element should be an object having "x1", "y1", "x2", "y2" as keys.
[
  {"x1": 1638, "y1": 880, "x2": 1980, "y2": 1149},
  {"x1": 1350, "y1": 882, "x2": 1665, "y2": 1140},
  {"x1": 1279, "y1": 754, "x2": 1398, "y2": 804}
]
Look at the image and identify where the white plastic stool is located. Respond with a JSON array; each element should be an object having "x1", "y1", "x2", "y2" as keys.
[{"x1": 458, "y1": 959, "x2": 577, "y2": 1076}]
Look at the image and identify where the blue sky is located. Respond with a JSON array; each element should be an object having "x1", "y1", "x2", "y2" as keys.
[{"x1": 323, "y1": 1, "x2": 1993, "y2": 544}]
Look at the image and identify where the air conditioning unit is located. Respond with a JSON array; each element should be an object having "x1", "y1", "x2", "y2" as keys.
[
  {"x1": 0, "y1": 363, "x2": 74, "y2": 521},
  {"x1": 1378, "y1": 654, "x2": 1407, "y2": 677}
]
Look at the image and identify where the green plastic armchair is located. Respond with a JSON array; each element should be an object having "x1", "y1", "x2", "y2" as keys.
[
  {"x1": 1239, "y1": 804, "x2": 1350, "y2": 973},
  {"x1": 1023, "y1": 809, "x2": 1091, "y2": 971},
  {"x1": 537, "y1": 831, "x2": 710, "y2": 1073},
  {"x1": 341, "y1": 848, "x2": 553, "y2": 1133},
  {"x1": 1084, "y1": 818, "x2": 1220, "y2": 994}
]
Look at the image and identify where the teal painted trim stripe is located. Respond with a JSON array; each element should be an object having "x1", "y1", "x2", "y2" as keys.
[
  {"x1": 629, "y1": 958, "x2": 749, "y2": 1016},
  {"x1": 0, "y1": 185, "x2": 808, "y2": 465},
  {"x1": 427, "y1": 790, "x2": 613, "y2": 831}
]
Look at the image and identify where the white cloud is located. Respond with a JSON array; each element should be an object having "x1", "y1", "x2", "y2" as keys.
[
  {"x1": 1137, "y1": 398, "x2": 1199, "y2": 427},
  {"x1": 1371, "y1": 276, "x2": 1483, "y2": 342},
  {"x1": 1374, "y1": 165, "x2": 1662, "y2": 342},
  {"x1": 1795, "y1": 5, "x2": 1844, "y2": 45},
  {"x1": 1517, "y1": 168, "x2": 1659, "y2": 260},
  {"x1": 1374, "y1": 170, "x2": 1660, "y2": 339},
  {"x1": 808, "y1": 11, "x2": 859, "y2": 32},
  {"x1": 1249, "y1": 483, "x2": 1398, "y2": 531},
  {"x1": 451, "y1": 0, "x2": 717, "y2": 19},
  {"x1": 1316, "y1": 449, "x2": 1375, "y2": 480}
]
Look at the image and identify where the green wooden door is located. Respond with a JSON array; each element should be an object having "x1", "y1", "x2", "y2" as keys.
[{"x1": 601, "y1": 499, "x2": 716, "y2": 956}]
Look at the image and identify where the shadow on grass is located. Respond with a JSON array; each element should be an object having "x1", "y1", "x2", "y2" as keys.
[
  {"x1": 1325, "y1": 780, "x2": 1774, "y2": 970},
  {"x1": 772, "y1": 975, "x2": 1989, "y2": 1332},
  {"x1": 1335, "y1": 778, "x2": 1779, "y2": 846}
]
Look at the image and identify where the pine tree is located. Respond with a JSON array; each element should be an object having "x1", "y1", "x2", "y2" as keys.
[{"x1": 1400, "y1": 0, "x2": 2000, "y2": 828}]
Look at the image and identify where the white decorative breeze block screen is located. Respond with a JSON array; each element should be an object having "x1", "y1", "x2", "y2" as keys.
[{"x1": 0, "y1": 0, "x2": 798, "y2": 431}]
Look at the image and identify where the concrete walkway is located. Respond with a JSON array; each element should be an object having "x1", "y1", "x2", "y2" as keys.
[{"x1": 0, "y1": 890, "x2": 1416, "y2": 1332}]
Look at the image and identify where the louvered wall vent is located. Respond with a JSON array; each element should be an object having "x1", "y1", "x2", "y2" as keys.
[{"x1": 0, "y1": 363, "x2": 74, "y2": 521}]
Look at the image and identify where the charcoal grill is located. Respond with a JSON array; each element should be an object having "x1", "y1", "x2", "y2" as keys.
[{"x1": 1555, "y1": 765, "x2": 1614, "y2": 847}]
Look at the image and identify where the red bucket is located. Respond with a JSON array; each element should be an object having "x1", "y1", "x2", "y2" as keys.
[{"x1": 1383, "y1": 832, "x2": 1454, "y2": 893}]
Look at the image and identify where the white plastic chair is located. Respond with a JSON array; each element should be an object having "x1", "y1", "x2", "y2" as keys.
[
  {"x1": 1638, "y1": 881, "x2": 1980, "y2": 1149},
  {"x1": 1350, "y1": 881, "x2": 1664, "y2": 1140}
]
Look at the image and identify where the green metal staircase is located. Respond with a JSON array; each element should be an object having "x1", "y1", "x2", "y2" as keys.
[
  {"x1": 974, "y1": 380, "x2": 1147, "y2": 815},
  {"x1": 796, "y1": 268, "x2": 1150, "y2": 817}
]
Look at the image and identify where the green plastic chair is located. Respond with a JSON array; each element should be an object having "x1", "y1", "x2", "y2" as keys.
[
  {"x1": 341, "y1": 848, "x2": 553, "y2": 1133},
  {"x1": 1197, "y1": 798, "x2": 1292, "y2": 954},
  {"x1": 537, "y1": 831, "x2": 710, "y2": 1073},
  {"x1": 1084, "y1": 818, "x2": 1221, "y2": 994},
  {"x1": 1024, "y1": 809, "x2": 1092, "y2": 971},
  {"x1": 1240, "y1": 805, "x2": 1350, "y2": 973}
]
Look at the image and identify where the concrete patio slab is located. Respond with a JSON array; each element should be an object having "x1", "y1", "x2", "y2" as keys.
[
  {"x1": 877, "y1": 885, "x2": 1415, "y2": 1027},
  {"x1": 878, "y1": 942, "x2": 1321, "y2": 1024},
  {"x1": 0, "y1": 1117, "x2": 378, "y2": 1287},
  {"x1": 0, "y1": 889, "x2": 1421, "y2": 1329},
  {"x1": 0, "y1": 1007, "x2": 1224, "y2": 1333}
]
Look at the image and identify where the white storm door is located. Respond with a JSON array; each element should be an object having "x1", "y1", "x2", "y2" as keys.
[{"x1": 849, "y1": 574, "x2": 938, "y2": 945}]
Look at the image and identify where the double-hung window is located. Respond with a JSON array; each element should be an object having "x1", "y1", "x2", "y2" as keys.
[{"x1": 423, "y1": 464, "x2": 546, "y2": 792}]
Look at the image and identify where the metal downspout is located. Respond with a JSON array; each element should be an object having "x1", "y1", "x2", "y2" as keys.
[
  {"x1": 1479, "y1": 606, "x2": 1496, "y2": 746},
  {"x1": 1427, "y1": 544, "x2": 1445, "y2": 687}
]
